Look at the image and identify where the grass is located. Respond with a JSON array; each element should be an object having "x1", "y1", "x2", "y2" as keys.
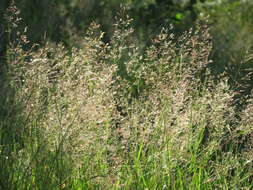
[{"x1": 0, "y1": 4, "x2": 253, "y2": 190}]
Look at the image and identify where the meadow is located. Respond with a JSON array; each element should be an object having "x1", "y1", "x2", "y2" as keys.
[{"x1": 0, "y1": 3, "x2": 253, "y2": 190}]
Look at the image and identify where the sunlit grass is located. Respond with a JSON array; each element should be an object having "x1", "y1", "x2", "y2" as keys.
[{"x1": 0, "y1": 4, "x2": 253, "y2": 190}]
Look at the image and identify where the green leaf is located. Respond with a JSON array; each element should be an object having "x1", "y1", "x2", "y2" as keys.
[{"x1": 175, "y1": 12, "x2": 184, "y2": 20}]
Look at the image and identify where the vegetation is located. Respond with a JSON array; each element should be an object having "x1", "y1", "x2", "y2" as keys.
[{"x1": 0, "y1": 1, "x2": 253, "y2": 189}]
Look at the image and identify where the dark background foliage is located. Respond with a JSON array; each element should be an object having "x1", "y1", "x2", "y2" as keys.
[{"x1": 1, "y1": 0, "x2": 204, "y2": 45}]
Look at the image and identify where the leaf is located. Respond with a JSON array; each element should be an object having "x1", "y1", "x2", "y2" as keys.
[{"x1": 175, "y1": 12, "x2": 184, "y2": 20}]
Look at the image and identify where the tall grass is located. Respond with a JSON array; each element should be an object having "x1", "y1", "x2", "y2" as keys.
[{"x1": 0, "y1": 4, "x2": 253, "y2": 190}]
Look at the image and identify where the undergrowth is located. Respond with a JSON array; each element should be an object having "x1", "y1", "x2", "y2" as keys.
[{"x1": 0, "y1": 4, "x2": 253, "y2": 190}]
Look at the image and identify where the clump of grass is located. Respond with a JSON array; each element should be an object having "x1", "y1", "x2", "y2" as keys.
[{"x1": 1, "y1": 3, "x2": 253, "y2": 190}]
